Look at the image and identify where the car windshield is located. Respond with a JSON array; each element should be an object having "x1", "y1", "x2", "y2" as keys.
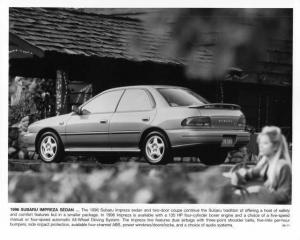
[{"x1": 157, "y1": 88, "x2": 209, "y2": 107}]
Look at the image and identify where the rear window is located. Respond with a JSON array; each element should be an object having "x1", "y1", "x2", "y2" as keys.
[{"x1": 157, "y1": 88, "x2": 209, "y2": 107}]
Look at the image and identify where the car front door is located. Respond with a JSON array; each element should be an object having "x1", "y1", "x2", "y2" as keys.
[
  {"x1": 109, "y1": 88, "x2": 156, "y2": 150},
  {"x1": 65, "y1": 90, "x2": 124, "y2": 150}
]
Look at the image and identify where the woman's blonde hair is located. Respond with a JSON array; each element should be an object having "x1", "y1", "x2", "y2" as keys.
[{"x1": 257, "y1": 126, "x2": 291, "y2": 189}]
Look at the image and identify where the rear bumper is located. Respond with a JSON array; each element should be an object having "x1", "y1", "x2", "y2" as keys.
[
  {"x1": 166, "y1": 129, "x2": 250, "y2": 149},
  {"x1": 22, "y1": 132, "x2": 37, "y2": 152}
]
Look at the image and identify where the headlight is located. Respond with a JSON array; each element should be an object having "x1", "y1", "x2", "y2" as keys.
[{"x1": 27, "y1": 124, "x2": 36, "y2": 133}]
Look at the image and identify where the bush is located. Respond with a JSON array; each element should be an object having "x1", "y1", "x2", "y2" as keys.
[{"x1": 8, "y1": 163, "x2": 233, "y2": 203}]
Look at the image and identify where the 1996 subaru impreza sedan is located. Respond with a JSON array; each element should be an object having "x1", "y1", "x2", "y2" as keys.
[{"x1": 24, "y1": 85, "x2": 250, "y2": 164}]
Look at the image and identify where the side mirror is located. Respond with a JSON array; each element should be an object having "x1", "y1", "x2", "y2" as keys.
[{"x1": 72, "y1": 105, "x2": 82, "y2": 115}]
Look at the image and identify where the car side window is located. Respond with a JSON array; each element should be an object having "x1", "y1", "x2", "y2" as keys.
[
  {"x1": 116, "y1": 89, "x2": 153, "y2": 112},
  {"x1": 81, "y1": 90, "x2": 123, "y2": 114}
]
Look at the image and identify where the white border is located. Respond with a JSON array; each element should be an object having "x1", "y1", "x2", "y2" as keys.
[
  {"x1": 6, "y1": 0, "x2": 295, "y2": 8},
  {"x1": 1, "y1": 1, "x2": 299, "y2": 240}
]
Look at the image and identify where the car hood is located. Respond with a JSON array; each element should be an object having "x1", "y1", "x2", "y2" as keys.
[{"x1": 28, "y1": 113, "x2": 72, "y2": 131}]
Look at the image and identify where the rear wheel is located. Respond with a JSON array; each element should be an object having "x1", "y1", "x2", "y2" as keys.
[
  {"x1": 38, "y1": 132, "x2": 64, "y2": 163},
  {"x1": 142, "y1": 131, "x2": 171, "y2": 165},
  {"x1": 199, "y1": 148, "x2": 229, "y2": 165}
]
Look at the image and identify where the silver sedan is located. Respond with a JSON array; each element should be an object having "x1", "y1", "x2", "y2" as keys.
[{"x1": 24, "y1": 85, "x2": 250, "y2": 164}]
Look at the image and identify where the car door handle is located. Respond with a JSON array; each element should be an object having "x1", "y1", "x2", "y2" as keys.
[
  {"x1": 99, "y1": 120, "x2": 108, "y2": 124},
  {"x1": 142, "y1": 117, "x2": 150, "y2": 122}
]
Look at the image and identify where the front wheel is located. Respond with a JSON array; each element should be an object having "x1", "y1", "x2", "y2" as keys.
[
  {"x1": 142, "y1": 131, "x2": 171, "y2": 165},
  {"x1": 38, "y1": 132, "x2": 64, "y2": 163}
]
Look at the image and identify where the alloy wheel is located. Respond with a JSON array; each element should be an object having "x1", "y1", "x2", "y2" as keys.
[
  {"x1": 40, "y1": 135, "x2": 57, "y2": 162},
  {"x1": 145, "y1": 135, "x2": 165, "y2": 163}
]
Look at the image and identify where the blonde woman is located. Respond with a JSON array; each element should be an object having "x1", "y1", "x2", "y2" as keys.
[{"x1": 231, "y1": 126, "x2": 292, "y2": 204}]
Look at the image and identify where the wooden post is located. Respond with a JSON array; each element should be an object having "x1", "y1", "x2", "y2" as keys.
[{"x1": 56, "y1": 69, "x2": 70, "y2": 115}]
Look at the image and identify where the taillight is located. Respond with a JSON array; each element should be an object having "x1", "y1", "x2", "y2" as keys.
[
  {"x1": 181, "y1": 116, "x2": 211, "y2": 127},
  {"x1": 237, "y1": 115, "x2": 246, "y2": 129}
]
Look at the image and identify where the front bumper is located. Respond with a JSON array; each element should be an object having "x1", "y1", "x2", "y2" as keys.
[
  {"x1": 166, "y1": 129, "x2": 250, "y2": 149},
  {"x1": 22, "y1": 132, "x2": 37, "y2": 152}
]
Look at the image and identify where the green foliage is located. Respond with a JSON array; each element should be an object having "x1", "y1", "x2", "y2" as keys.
[
  {"x1": 8, "y1": 163, "x2": 233, "y2": 203},
  {"x1": 9, "y1": 78, "x2": 56, "y2": 125},
  {"x1": 9, "y1": 100, "x2": 33, "y2": 126}
]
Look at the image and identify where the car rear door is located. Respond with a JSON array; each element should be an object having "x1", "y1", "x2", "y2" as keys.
[
  {"x1": 65, "y1": 90, "x2": 124, "y2": 150},
  {"x1": 109, "y1": 88, "x2": 156, "y2": 150}
]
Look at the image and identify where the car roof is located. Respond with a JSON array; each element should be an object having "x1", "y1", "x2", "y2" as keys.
[{"x1": 105, "y1": 85, "x2": 188, "y2": 91}]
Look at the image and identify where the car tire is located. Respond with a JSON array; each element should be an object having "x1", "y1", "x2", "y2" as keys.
[
  {"x1": 38, "y1": 131, "x2": 64, "y2": 163},
  {"x1": 142, "y1": 131, "x2": 171, "y2": 165},
  {"x1": 199, "y1": 148, "x2": 229, "y2": 165}
]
